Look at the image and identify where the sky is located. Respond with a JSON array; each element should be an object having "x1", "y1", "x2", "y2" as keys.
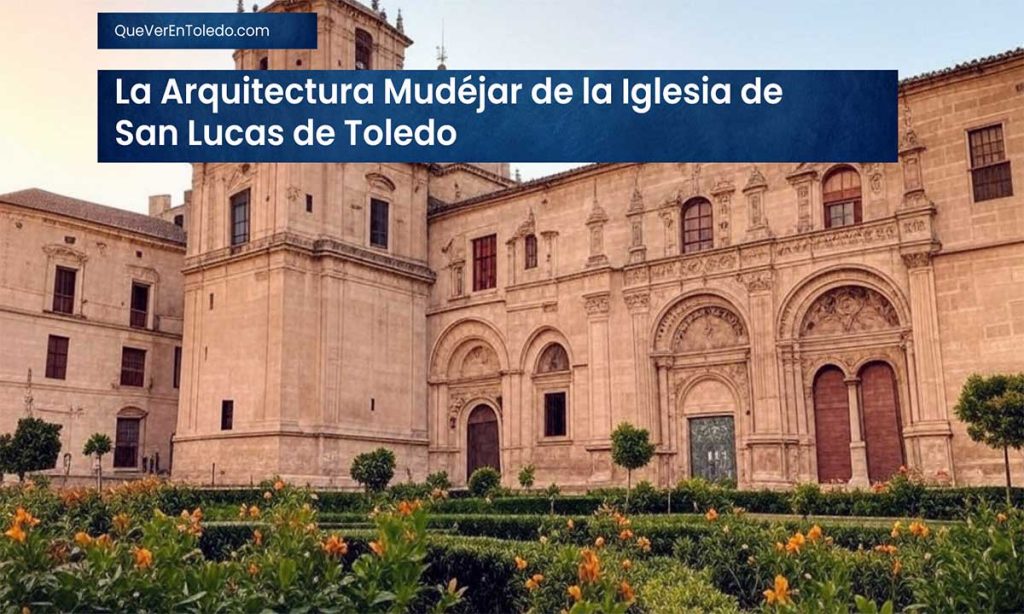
[{"x1": 0, "y1": 0, "x2": 1021, "y2": 213}]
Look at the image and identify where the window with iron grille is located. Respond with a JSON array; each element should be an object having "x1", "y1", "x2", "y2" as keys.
[
  {"x1": 173, "y1": 346, "x2": 182, "y2": 389},
  {"x1": 130, "y1": 282, "x2": 149, "y2": 329},
  {"x1": 524, "y1": 234, "x2": 538, "y2": 269},
  {"x1": 120, "y1": 347, "x2": 146, "y2": 387},
  {"x1": 370, "y1": 198, "x2": 389, "y2": 248},
  {"x1": 969, "y1": 125, "x2": 1013, "y2": 202},
  {"x1": 544, "y1": 391, "x2": 567, "y2": 437},
  {"x1": 52, "y1": 266, "x2": 76, "y2": 314},
  {"x1": 823, "y1": 166, "x2": 862, "y2": 229},
  {"x1": 230, "y1": 189, "x2": 250, "y2": 246},
  {"x1": 473, "y1": 234, "x2": 497, "y2": 291},
  {"x1": 682, "y1": 198, "x2": 714, "y2": 253},
  {"x1": 221, "y1": 400, "x2": 234, "y2": 431},
  {"x1": 113, "y1": 417, "x2": 140, "y2": 468},
  {"x1": 45, "y1": 335, "x2": 69, "y2": 380},
  {"x1": 355, "y1": 29, "x2": 373, "y2": 70}
]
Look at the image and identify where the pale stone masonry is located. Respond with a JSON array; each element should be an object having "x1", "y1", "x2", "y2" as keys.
[
  {"x1": 0, "y1": 189, "x2": 185, "y2": 481},
  {"x1": 4, "y1": 0, "x2": 1023, "y2": 489}
]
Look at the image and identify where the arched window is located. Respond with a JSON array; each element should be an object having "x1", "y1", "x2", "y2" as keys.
[
  {"x1": 355, "y1": 29, "x2": 373, "y2": 70},
  {"x1": 823, "y1": 167, "x2": 862, "y2": 228},
  {"x1": 536, "y1": 344, "x2": 569, "y2": 373},
  {"x1": 535, "y1": 343, "x2": 570, "y2": 438},
  {"x1": 524, "y1": 234, "x2": 538, "y2": 269},
  {"x1": 682, "y1": 198, "x2": 713, "y2": 253}
]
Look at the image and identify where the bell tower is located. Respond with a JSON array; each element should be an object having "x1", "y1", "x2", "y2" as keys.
[{"x1": 173, "y1": 0, "x2": 433, "y2": 486}]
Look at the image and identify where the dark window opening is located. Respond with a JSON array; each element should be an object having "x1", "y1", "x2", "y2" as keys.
[
  {"x1": 113, "y1": 417, "x2": 140, "y2": 468},
  {"x1": 355, "y1": 29, "x2": 373, "y2": 70},
  {"x1": 544, "y1": 392, "x2": 567, "y2": 437},
  {"x1": 473, "y1": 234, "x2": 497, "y2": 291},
  {"x1": 682, "y1": 198, "x2": 714, "y2": 253},
  {"x1": 120, "y1": 347, "x2": 146, "y2": 387},
  {"x1": 969, "y1": 125, "x2": 1013, "y2": 202},
  {"x1": 173, "y1": 214, "x2": 184, "y2": 227},
  {"x1": 305, "y1": 193, "x2": 313, "y2": 213},
  {"x1": 230, "y1": 189, "x2": 250, "y2": 246},
  {"x1": 45, "y1": 335, "x2": 69, "y2": 380},
  {"x1": 524, "y1": 234, "x2": 538, "y2": 269},
  {"x1": 52, "y1": 266, "x2": 76, "y2": 314},
  {"x1": 130, "y1": 282, "x2": 150, "y2": 329},
  {"x1": 258, "y1": 56, "x2": 268, "y2": 70},
  {"x1": 370, "y1": 198, "x2": 389, "y2": 248},
  {"x1": 823, "y1": 167, "x2": 862, "y2": 229},
  {"x1": 173, "y1": 346, "x2": 182, "y2": 389},
  {"x1": 221, "y1": 400, "x2": 234, "y2": 431}
]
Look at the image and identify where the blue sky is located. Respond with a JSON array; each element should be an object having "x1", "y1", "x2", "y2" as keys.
[{"x1": 0, "y1": 0, "x2": 1020, "y2": 211}]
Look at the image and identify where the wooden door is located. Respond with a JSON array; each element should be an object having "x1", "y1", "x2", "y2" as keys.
[
  {"x1": 860, "y1": 362, "x2": 905, "y2": 483},
  {"x1": 813, "y1": 366, "x2": 852, "y2": 482},
  {"x1": 467, "y1": 405, "x2": 500, "y2": 478}
]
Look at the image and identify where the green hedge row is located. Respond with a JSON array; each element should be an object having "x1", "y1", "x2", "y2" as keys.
[{"x1": 198, "y1": 526, "x2": 738, "y2": 613}]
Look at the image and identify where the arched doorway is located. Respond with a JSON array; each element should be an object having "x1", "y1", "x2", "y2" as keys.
[
  {"x1": 860, "y1": 362, "x2": 904, "y2": 483},
  {"x1": 466, "y1": 405, "x2": 499, "y2": 479},
  {"x1": 682, "y1": 379, "x2": 738, "y2": 482},
  {"x1": 813, "y1": 366, "x2": 852, "y2": 483}
]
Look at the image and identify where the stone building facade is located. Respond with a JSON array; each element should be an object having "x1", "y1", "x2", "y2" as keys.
[{"x1": 0, "y1": 189, "x2": 185, "y2": 481}]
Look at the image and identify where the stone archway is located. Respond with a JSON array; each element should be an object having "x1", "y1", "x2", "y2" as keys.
[{"x1": 466, "y1": 404, "x2": 500, "y2": 479}]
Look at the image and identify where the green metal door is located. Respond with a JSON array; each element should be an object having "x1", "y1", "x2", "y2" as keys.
[{"x1": 689, "y1": 416, "x2": 736, "y2": 482}]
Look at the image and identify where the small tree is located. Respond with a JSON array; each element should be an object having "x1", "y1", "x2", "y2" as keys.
[
  {"x1": 611, "y1": 422, "x2": 655, "y2": 510},
  {"x1": 1, "y1": 417, "x2": 62, "y2": 482},
  {"x1": 518, "y1": 463, "x2": 536, "y2": 491},
  {"x1": 954, "y1": 373, "x2": 1024, "y2": 504},
  {"x1": 468, "y1": 466, "x2": 501, "y2": 497},
  {"x1": 83, "y1": 433, "x2": 113, "y2": 489},
  {"x1": 350, "y1": 447, "x2": 396, "y2": 494}
]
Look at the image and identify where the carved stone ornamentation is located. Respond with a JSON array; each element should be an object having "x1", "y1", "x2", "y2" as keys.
[
  {"x1": 786, "y1": 165, "x2": 818, "y2": 233},
  {"x1": 659, "y1": 207, "x2": 677, "y2": 256},
  {"x1": 738, "y1": 269, "x2": 773, "y2": 293},
  {"x1": 583, "y1": 293, "x2": 610, "y2": 316},
  {"x1": 901, "y1": 251, "x2": 932, "y2": 270},
  {"x1": 800, "y1": 286, "x2": 900, "y2": 337},
  {"x1": 623, "y1": 291, "x2": 650, "y2": 312},
  {"x1": 710, "y1": 179, "x2": 734, "y2": 248},
  {"x1": 585, "y1": 190, "x2": 609, "y2": 268},
  {"x1": 671, "y1": 306, "x2": 748, "y2": 352}
]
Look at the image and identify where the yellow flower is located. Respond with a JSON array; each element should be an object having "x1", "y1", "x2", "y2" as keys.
[
  {"x1": 4, "y1": 523, "x2": 26, "y2": 543},
  {"x1": 248, "y1": 563, "x2": 260, "y2": 576},
  {"x1": 370, "y1": 540, "x2": 386, "y2": 557},
  {"x1": 891, "y1": 521, "x2": 902, "y2": 538},
  {"x1": 13, "y1": 508, "x2": 39, "y2": 528},
  {"x1": 322, "y1": 534, "x2": 349, "y2": 557},
  {"x1": 112, "y1": 513, "x2": 130, "y2": 533},
  {"x1": 909, "y1": 520, "x2": 930, "y2": 538},
  {"x1": 619, "y1": 580, "x2": 635, "y2": 602},
  {"x1": 578, "y1": 548, "x2": 601, "y2": 584},
  {"x1": 892, "y1": 559, "x2": 903, "y2": 575},
  {"x1": 238, "y1": 504, "x2": 248, "y2": 519},
  {"x1": 446, "y1": 578, "x2": 459, "y2": 594},
  {"x1": 566, "y1": 519, "x2": 575, "y2": 530},
  {"x1": 248, "y1": 505, "x2": 261, "y2": 519},
  {"x1": 252, "y1": 529, "x2": 263, "y2": 546},
  {"x1": 807, "y1": 524, "x2": 823, "y2": 542},
  {"x1": 636, "y1": 536, "x2": 651, "y2": 553},
  {"x1": 621, "y1": 559, "x2": 632, "y2": 570},
  {"x1": 73, "y1": 532, "x2": 92, "y2": 547},
  {"x1": 525, "y1": 574, "x2": 544, "y2": 590},
  {"x1": 263, "y1": 491, "x2": 273, "y2": 500},
  {"x1": 705, "y1": 508, "x2": 719, "y2": 522},
  {"x1": 567, "y1": 585, "x2": 583, "y2": 602},
  {"x1": 273, "y1": 480, "x2": 286, "y2": 491},
  {"x1": 774, "y1": 542, "x2": 785, "y2": 552},
  {"x1": 95, "y1": 534, "x2": 113, "y2": 549},
  {"x1": 619, "y1": 529, "x2": 634, "y2": 541},
  {"x1": 996, "y1": 513, "x2": 1008, "y2": 524},
  {"x1": 785, "y1": 531, "x2": 806, "y2": 554},
  {"x1": 763, "y1": 575, "x2": 791, "y2": 605},
  {"x1": 594, "y1": 536, "x2": 605, "y2": 548},
  {"x1": 133, "y1": 546, "x2": 153, "y2": 569},
  {"x1": 398, "y1": 499, "x2": 422, "y2": 517},
  {"x1": 539, "y1": 535, "x2": 548, "y2": 544},
  {"x1": 874, "y1": 544, "x2": 898, "y2": 555},
  {"x1": 515, "y1": 555, "x2": 528, "y2": 570}
]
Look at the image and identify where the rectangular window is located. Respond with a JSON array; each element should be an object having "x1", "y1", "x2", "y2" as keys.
[
  {"x1": 524, "y1": 234, "x2": 538, "y2": 269},
  {"x1": 825, "y1": 202, "x2": 857, "y2": 229},
  {"x1": 45, "y1": 335, "x2": 69, "y2": 380},
  {"x1": 305, "y1": 193, "x2": 314, "y2": 213},
  {"x1": 173, "y1": 346, "x2": 182, "y2": 389},
  {"x1": 52, "y1": 266, "x2": 76, "y2": 314},
  {"x1": 230, "y1": 189, "x2": 250, "y2": 246},
  {"x1": 113, "y1": 417, "x2": 140, "y2": 468},
  {"x1": 969, "y1": 125, "x2": 1013, "y2": 202},
  {"x1": 130, "y1": 282, "x2": 150, "y2": 329},
  {"x1": 120, "y1": 347, "x2": 146, "y2": 387},
  {"x1": 544, "y1": 391, "x2": 567, "y2": 437},
  {"x1": 370, "y1": 198, "x2": 389, "y2": 248},
  {"x1": 221, "y1": 400, "x2": 234, "y2": 431},
  {"x1": 473, "y1": 234, "x2": 497, "y2": 291}
]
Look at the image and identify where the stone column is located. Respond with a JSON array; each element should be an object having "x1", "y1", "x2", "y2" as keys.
[
  {"x1": 584, "y1": 293, "x2": 612, "y2": 441},
  {"x1": 846, "y1": 376, "x2": 869, "y2": 487},
  {"x1": 653, "y1": 355, "x2": 673, "y2": 447},
  {"x1": 624, "y1": 291, "x2": 652, "y2": 429}
]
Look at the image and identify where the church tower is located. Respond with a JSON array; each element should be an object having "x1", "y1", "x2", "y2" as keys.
[{"x1": 172, "y1": 0, "x2": 434, "y2": 486}]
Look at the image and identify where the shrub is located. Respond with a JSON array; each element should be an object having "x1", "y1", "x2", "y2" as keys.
[
  {"x1": 518, "y1": 464, "x2": 536, "y2": 490},
  {"x1": 0, "y1": 418, "x2": 62, "y2": 481},
  {"x1": 673, "y1": 478, "x2": 734, "y2": 513},
  {"x1": 426, "y1": 471, "x2": 452, "y2": 492},
  {"x1": 350, "y1": 448, "x2": 396, "y2": 494},
  {"x1": 468, "y1": 467, "x2": 501, "y2": 497}
]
